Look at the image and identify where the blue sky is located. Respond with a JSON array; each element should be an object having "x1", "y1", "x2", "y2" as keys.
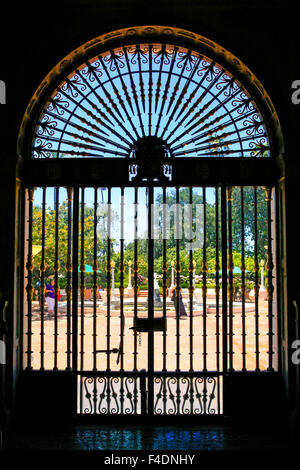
[{"x1": 33, "y1": 186, "x2": 216, "y2": 247}]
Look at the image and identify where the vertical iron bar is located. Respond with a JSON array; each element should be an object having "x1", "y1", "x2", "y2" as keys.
[
  {"x1": 78, "y1": 188, "x2": 85, "y2": 414},
  {"x1": 254, "y1": 187, "x2": 260, "y2": 371},
  {"x1": 203, "y1": 377, "x2": 207, "y2": 414},
  {"x1": 241, "y1": 187, "x2": 246, "y2": 371},
  {"x1": 25, "y1": 187, "x2": 34, "y2": 370},
  {"x1": 148, "y1": 185, "x2": 154, "y2": 415},
  {"x1": 162, "y1": 187, "x2": 167, "y2": 373},
  {"x1": 162, "y1": 187, "x2": 167, "y2": 415},
  {"x1": 93, "y1": 194, "x2": 98, "y2": 424},
  {"x1": 53, "y1": 187, "x2": 59, "y2": 370},
  {"x1": 175, "y1": 187, "x2": 181, "y2": 373},
  {"x1": 148, "y1": 44, "x2": 153, "y2": 136},
  {"x1": 72, "y1": 187, "x2": 79, "y2": 401},
  {"x1": 80, "y1": 188, "x2": 85, "y2": 375},
  {"x1": 221, "y1": 185, "x2": 228, "y2": 414},
  {"x1": 175, "y1": 187, "x2": 181, "y2": 415},
  {"x1": 217, "y1": 376, "x2": 221, "y2": 415},
  {"x1": 189, "y1": 187, "x2": 194, "y2": 373},
  {"x1": 227, "y1": 187, "x2": 234, "y2": 372},
  {"x1": 93, "y1": 377, "x2": 97, "y2": 415},
  {"x1": 106, "y1": 188, "x2": 111, "y2": 373},
  {"x1": 202, "y1": 187, "x2": 207, "y2": 372},
  {"x1": 106, "y1": 188, "x2": 112, "y2": 414},
  {"x1": 40, "y1": 187, "x2": 46, "y2": 370},
  {"x1": 188, "y1": 187, "x2": 194, "y2": 416},
  {"x1": 120, "y1": 188, "x2": 125, "y2": 414},
  {"x1": 93, "y1": 188, "x2": 98, "y2": 371},
  {"x1": 133, "y1": 188, "x2": 138, "y2": 372},
  {"x1": 120, "y1": 188, "x2": 125, "y2": 373},
  {"x1": 266, "y1": 187, "x2": 274, "y2": 371},
  {"x1": 66, "y1": 187, "x2": 73, "y2": 371},
  {"x1": 215, "y1": 187, "x2": 221, "y2": 412}
]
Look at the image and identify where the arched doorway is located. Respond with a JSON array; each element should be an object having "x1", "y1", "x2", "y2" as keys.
[{"x1": 17, "y1": 26, "x2": 285, "y2": 423}]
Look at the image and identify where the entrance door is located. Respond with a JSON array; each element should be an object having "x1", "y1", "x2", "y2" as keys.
[
  {"x1": 21, "y1": 27, "x2": 280, "y2": 422},
  {"x1": 23, "y1": 182, "x2": 276, "y2": 420},
  {"x1": 77, "y1": 184, "x2": 225, "y2": 418}
]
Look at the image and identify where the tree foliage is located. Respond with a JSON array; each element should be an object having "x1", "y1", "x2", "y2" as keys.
[{"x1": 31, "y1": 187, "x2": 268, "y2": 289}]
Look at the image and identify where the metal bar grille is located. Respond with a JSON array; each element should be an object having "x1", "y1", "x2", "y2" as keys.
[
  {"x1": 40, "y1": 187, "x2": 46, "y2": 371},
  {"x1": 266, "y1": 187, "x2": 274, "y2": 371},
  {"x1": 79, "y1": 188, "x2": 85, "y2": 379},
  {"x1": 72, "y1": 187, "x2": 79, "y2": 373},
  {"x1": 53, "y1": 187, "x2": 59, "y2": 370},
  {"x1": 92, "y1": 188, "x2": 98, "y2": 372},
  {"x1": 147, "y1": 186, "x2": 154, "y2": 415},
  {"x1": 215, "y1": 187, "x2": 221, "y2": 413},
  {"x1": 25, "y1": 188, "x2": 34, "y2": 370},
  {"x1": 133, "y1": 188, "x2": 138, "y2": 373},
  {"x1": 202, "y1": 187, "x2": 207, "y2": 372},
  {"x1": 106, "y1": 188, "x2": 112, "y2": 374},
  {"x1": 23, "y1": 184, "x2": 278, "y2": 417},
  {"x1": 66, "y1": 187, "x2": 73, "y2": 371},
  {"x1": 227, "y1": 187, "x2": 234, "y2": 371},
  {"x1": 254, "y1": 187, "x2": 260, "y2": 371},
  {"x1": 240, "y1": 187, "x2": 246, "y2": 371},
  {"x1": 188, "y1": 187, "x2": 194, "y2": 374}
]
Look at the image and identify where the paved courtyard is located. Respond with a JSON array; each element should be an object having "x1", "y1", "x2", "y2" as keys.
[{"x1": 27, "y1": 295, "x2": 273, "y2": 372}]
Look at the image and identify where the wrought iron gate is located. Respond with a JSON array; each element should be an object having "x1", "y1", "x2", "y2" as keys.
[
  {"x1": 24, "y1": 183, "x2": 277, "y2": 418},
  {"x1": 77, "y1": 185, "x2": 224, "y2": 417},
  {"x1": 21, "y1": 26, "x2": 280, "y2": 421}
]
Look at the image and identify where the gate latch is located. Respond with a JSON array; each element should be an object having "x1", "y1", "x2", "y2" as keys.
[{"x1": 130, "y1": 317, "x2": 166, "y2": 332}]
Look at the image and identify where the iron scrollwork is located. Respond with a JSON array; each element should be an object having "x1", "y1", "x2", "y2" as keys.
[
  {"x1": 153, "y1": 376, "x2": 219, "y2": 415},
  {"x1": 28, "y1": 37, "x2": 272, "y2": 163},
  {"x1": 80, "y1": 375, "x2": 141, "y2": 415}
]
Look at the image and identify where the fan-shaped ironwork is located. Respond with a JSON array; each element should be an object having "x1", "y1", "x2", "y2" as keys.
[{"x1": 32, "y1": 43, "x2": 270, "y2": 160}]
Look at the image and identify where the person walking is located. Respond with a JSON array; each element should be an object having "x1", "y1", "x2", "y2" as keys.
[
  {"x1": 45, "y1": 279, "x2": 55, "y2": 315},
  {"x1": 169, "y1": 283, "x2": 187, "y2": 317}
]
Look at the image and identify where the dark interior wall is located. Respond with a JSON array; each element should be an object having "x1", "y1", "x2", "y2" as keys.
[
  {"x1": 1, "y1": 0, "x2": 291, "y2": 141},
  {"x1": 0, "y1": 0, "x2": 299, "y2": 426}
]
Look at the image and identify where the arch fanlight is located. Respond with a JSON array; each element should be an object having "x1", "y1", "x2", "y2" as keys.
[{"x1": 20, "y1": 26, "x2": 283, "y2": 182}]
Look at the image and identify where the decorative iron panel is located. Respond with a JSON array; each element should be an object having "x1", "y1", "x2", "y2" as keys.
[
  {"x1": 78, "y1": 374, "x2": 222, "y2": 416},
  {"x1": 31, "y1": 43, "x2": 270, "y2": 162}
]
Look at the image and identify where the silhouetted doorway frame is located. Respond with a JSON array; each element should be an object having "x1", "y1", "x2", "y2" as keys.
[{"x1": 16, "y1": 26, "x2": 285, "y2": 424}]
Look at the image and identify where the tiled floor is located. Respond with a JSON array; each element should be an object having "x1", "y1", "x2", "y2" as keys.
[{"x1": 2, "y1": 424, "x2": 300, "y2": 451}]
